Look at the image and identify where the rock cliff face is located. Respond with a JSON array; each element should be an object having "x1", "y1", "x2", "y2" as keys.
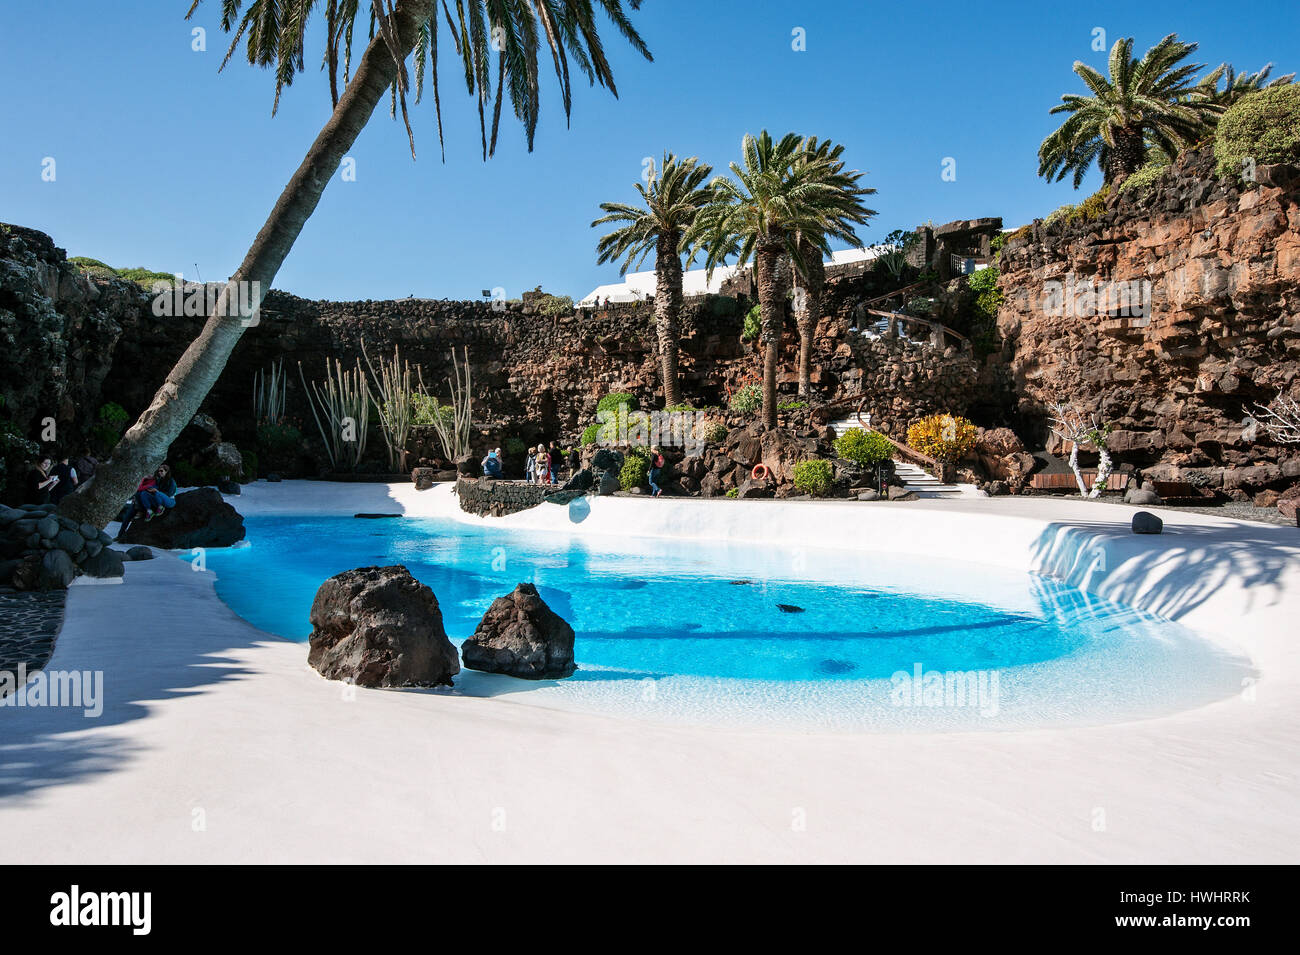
[{"x1": 996, "y1": 146, "x2": 1300, "y2": 492}]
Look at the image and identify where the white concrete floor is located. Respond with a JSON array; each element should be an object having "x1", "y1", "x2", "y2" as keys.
[{"x1": 1, "y1": 482, "x2": 1297, "y2": 863}]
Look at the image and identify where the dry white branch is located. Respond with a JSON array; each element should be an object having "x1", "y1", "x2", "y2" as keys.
[
  {"x1": 1252, "y1": 392, "x2": 1300, "y2": 445},
  {"x1": 1047, "y1": 401, "x2": 1113, "y2": 499}
]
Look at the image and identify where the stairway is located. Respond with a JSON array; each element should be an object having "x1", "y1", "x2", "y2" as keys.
[{"x1": 827, "y1": 417, "x2": 968, "y2": 498}]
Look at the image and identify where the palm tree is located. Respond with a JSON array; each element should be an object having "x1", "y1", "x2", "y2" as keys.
[
  {"x1": 1191, "y1": 62, "x2": 1294, "y2": 109},
  {"x1": 688, "y1": 131, "x2": 873, "y2": 428},
  {"x1": 592, "y1": 153, "x2": 713, "y2": 408},
  {"x1": 60, "y1": 0, "x2": 650, "y2": 527},
  {"x1": 1038, "y1": 34, "x2": 1214, "y2": 188},
  {"x1": 789, "y1": 137, "x2": 875, "y2": 397}
]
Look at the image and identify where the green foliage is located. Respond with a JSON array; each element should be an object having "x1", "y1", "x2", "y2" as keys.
[
  {"x1": 172, "y1": 460, "x2": 225, "y2": 488},
  {"x1": 504, "y1": 437, "x2": 528, "y2": 456},
  {"x1": 409, "y1": 392, "x2": 455, "y2": 427},
  {"x1": 619, "y1": 449, "x2": 649, "y2": 490},
  {"x1": 596, "y1": 392, "x2": 638, "y2": 415},
  {"x1": 0, "y1": 415, "x2": 40, "y2": 504},
  {"x1": 257, "y1": 421, "x2": 305, "y2": 471},
  {"x1": 729, "y1": 383, "x2": 762, "y2": 413},
  {"x1": 725, "y1": 487, "x2": 739, "y2": 498},
  {"x1": 967, "y1": 265, "x2": 1003, "y2": 321},
  {"x1": 699, "y1": 421, "x2": 728, "y2": 444},
  {"x1": 664, "y1": 402, "x2": 695, "y2": 413},
  {"x1": 777, "y1": 400, "x2": 807, "y2": 411},
  {"x1": 741, "y1": 303, "x2": 761, "y2": 342},
  {"x1": 1045, "y1": 186, "x2": 1110, "y2": 227},
  {"x1": 67, "y1": 256, "x2": 118, "y2": 279},
  {"x1": 1007, "y1": 224, "x2": 1033, "y2": 244},
  {"x1": 792, "y1": 459, "x2": 833, "y2": 497},
  {"x1": 116, "y1": 267, "x2": 178, "y2": 289},
  {"x1": 1214, "y1": 84, "x2": 1300, "y2": 178},
  {"x1": 1118, "y1": 160, "x2": 1170, "y2": 196},
  {"x1": 535, "y1": 293, "x2": 574, "y2": 317},
  {"x1": 834, "y1": 428, "x2": 893, "y2": 467},
  {"x1": 580, "y1": 422, "x2": 604, "y2": 446},
  {"x1": 239, "y1": 448, "x2": 259, "y2": 483},
  {"x1": 89, "y1": 401, "x2": 129, "y2": 454}
]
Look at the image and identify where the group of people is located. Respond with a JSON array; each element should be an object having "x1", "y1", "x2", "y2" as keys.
[
  {"x1": 478, "y1": 443, "x2": 567, "y2": 484},
  {"x1": 23, "y1": 450, "x2": 178, "y2": 540},
  {"x1": 24, "y1": 449, "x2": 98, "y2": 506},
  {"x1": 525, "y1": 444, "x2": 563, "y2": 485}
]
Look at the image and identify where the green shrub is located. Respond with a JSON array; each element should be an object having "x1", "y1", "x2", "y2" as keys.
[
  {"x1": 1118, "y1": 159, "x2": 1170, "y2": 197},
  {"x1": 172, "y1": 460, "x2": 224, "y2": 488},
  {"x1": 580, "y1": 422, "x2": 604, "y2": 446},
  {"x1": 729, "y1": 383, "x2": 762, "y2": 413},
  {"x1": 410, "y1": 392, "x2": 455, "y2": 427},
  {"x1": 664, "y1": 402, "x2": 695, "y2": 413},
  {"x1": 1215, "y1": 85, "x2": 1300, "y2": 179},
  {"x1": 792, "y1": 459, "x2": 833, "y2": 497},
  {"x1": 619, "y1": 452, "x2": 649, "y2": 490},
  {"x1": 967, "y1": 264, "x2": 1003, "y2": 323},
  {"x1": 257, "y1": 421, "x2": 305, "y2": 471},
  {"x1": 696, "y1": 420, "x2": 727, "y2": 444},
  {"x1": 116, "y1": 267, "x2": 178, "y2": 289},
  {"x1": 741, "y1": 303, "x2": 761, "y2": 342},
  {"x1": 597, "y1": 392, "x2": 638, "y2": 415},
  {"x1": 725, "y1": 487, "x2": 739, "y2": 498},
  {"x1": 834, "y1": 428, "x2": 893, "y2": 468},
  {"x1": 777, "y1": 399, "x2": 807, "y2": 411},
  {"x1": 89, "y1": 401, "x2": 130, "y2": 454},
  {"x1": 239, "y1": 448, "x2": 259, "y2": 482}
]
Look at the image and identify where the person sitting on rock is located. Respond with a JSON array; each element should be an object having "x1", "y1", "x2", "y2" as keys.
[
  {"x1": 117, "y1": 464, "x2": 178, "y2": 538},
  {"x1": 24, "y1": 456, "x2": 59, "y2": 505},
  {"x1": 481, "y1": 448, "x2": 503, "y2": 479}
]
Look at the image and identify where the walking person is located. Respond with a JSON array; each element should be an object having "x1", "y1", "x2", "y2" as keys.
[
  {"x1": 535, "y1": 445, "x2": 551, "y2": 486},
  {"x1": 648, "y1": 447, "x2": 665, "y2": 498},
  {"x1": 525, "y1": 445, "x2": 536, "y2": 484}
]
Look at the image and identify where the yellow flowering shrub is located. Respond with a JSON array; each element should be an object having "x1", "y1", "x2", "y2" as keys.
[{"x1": 906, "y1": 414, "x2": 977, "y2": 462}]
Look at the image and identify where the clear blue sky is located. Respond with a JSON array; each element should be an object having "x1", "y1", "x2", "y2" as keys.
[{"x1": 2, "y1": 0, "x2": 1296, "y2": 301}]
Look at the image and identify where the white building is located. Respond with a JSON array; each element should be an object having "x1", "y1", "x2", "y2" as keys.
[{"x1": 577, "y1": 246, "x2": 883, "y2": 307}]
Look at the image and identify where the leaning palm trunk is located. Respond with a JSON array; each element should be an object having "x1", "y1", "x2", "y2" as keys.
[
  {"x1": 756, "y1": 241, "x2": 785, "y2": 429},
  {"x1": 59, "y1": 0, "x2": 434, "y2": 527},
  {"x1": 653, "y1": 234, "x2": 684, "y2": 407},
  {"x1": 795, "y1": 241, "x2": 824, "y2": 398}
]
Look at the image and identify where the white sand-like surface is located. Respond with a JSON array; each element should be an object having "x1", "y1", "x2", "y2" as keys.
[{"x1": 1, "y1": 481, "x2": 1297, "y2": 863}]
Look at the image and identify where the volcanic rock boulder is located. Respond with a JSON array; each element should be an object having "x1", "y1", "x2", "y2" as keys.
[
  {"x1": 308, "y1": 565, "x2": 460, "y2": 688},
  {"x1": 119, "y1": 487, "x2": 246, "y2": 549},
  {"x1": 461, "y1": 582, "x2": 576, "y2": 680}
]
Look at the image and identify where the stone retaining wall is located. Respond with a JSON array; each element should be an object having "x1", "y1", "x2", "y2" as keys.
[{"x1": 455, "y1": 477, "x2": 550, "y2": 517}]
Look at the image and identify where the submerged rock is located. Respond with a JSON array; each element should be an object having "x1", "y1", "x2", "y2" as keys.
[
  {"x1": 307, "y1": 565, "x2": 460, "y2": 688},
  {"x1": 461, "y1": 582, "x2": 576, "y2": 680}
]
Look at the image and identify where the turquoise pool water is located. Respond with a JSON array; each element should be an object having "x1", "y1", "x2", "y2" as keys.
[{"x1": 205, "y1": 514, "x2": 1253, "y2": 730}]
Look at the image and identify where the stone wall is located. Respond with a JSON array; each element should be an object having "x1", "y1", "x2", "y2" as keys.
[
  {"x1": 455, "y1": 477, "x2": 550, "y2": 517},
  {"x1": 995, "y1": 145, "x2": 1300, "y2": 494}
]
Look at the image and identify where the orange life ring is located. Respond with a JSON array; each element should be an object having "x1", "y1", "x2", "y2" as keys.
[{"x1": 751, "y1": 463, "x2": 770, "y2": 481}]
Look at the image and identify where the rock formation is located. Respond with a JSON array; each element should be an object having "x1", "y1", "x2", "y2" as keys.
[
  {"x1": 307, "y1": 565, "x2": 460, "y2": 688},
  {"x1": 460, "y1": 582, "x2": 576, "y2": 680},
  {"x1": 118, "y1": 487, "x2": 246, "y2": 549}
]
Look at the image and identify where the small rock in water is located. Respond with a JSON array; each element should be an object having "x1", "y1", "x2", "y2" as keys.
[
  {"x1": 777, "y1": 603, "x2": 804, "y2": 613},
  {"x1": 729, "y1": 579, "x2": 752, "y2": 586},
  {"x1": 817, "y1": 659, "x2": 857, "y2": 675},
  {"x1": 1132, "y1": 511, "x2": 1163, "y2": 535},
  {"x1": 354, "y1": 513, "x2": 402, "y2": 519}
]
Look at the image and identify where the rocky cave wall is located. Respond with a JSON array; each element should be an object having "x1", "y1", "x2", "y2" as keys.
[{"x1": 996, "y1": 145, "x2": 1300, "y2": 492}]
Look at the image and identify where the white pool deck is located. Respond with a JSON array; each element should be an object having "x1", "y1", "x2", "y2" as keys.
[{"x1": 2, "y1": 480, "x2": 1298, "y2": 863}]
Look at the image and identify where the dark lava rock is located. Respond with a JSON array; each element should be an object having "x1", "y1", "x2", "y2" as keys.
[
  {"x1": 412, "y1": 466, "x2": 436, "y2": 491},
  {"x1": 125, "y1": 545, "x2": 155, "y2": 561},
  {"x1": 81, "y1": 547, "x2": 125, "y2": 579},
  {"x1": 1132, "y1": 511, "x2": 1164, "y2": 535},
  {"x1": 119, "y1": 487, "x2": 246, "y2": 549},
  {"x1": 461, "y1": 582, "x2": 577, "y2": 680},
  {"x1": 218, "y1": 478, "x2": 241, "y2": 495},
  {"x1": 307, "y1": 564, "x2": 460, "y2": 688},
  {"x1": 38, "y1": 549, "x2": 76, "y2": 589},
  {"x1": 777, "y1": 603, "x2": 805, "y2": 613}
]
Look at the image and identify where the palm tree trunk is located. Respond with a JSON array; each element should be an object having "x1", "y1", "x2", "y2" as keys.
[
  {"x1": 756, "y1": 241, "x2": 784, "y2": 429},
  {"x1": 60, "y1": 0, "x2": 435, "y2": 528},
  {"x1": 653, "y1": 234, "x2": 683, "y2": 408},
  {"x1": 795, "y1": 242, "x2": 824, "y2": 398},
  {"x1": 1108, "y1": 126, "x2": 1146, "y2": 186}
]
